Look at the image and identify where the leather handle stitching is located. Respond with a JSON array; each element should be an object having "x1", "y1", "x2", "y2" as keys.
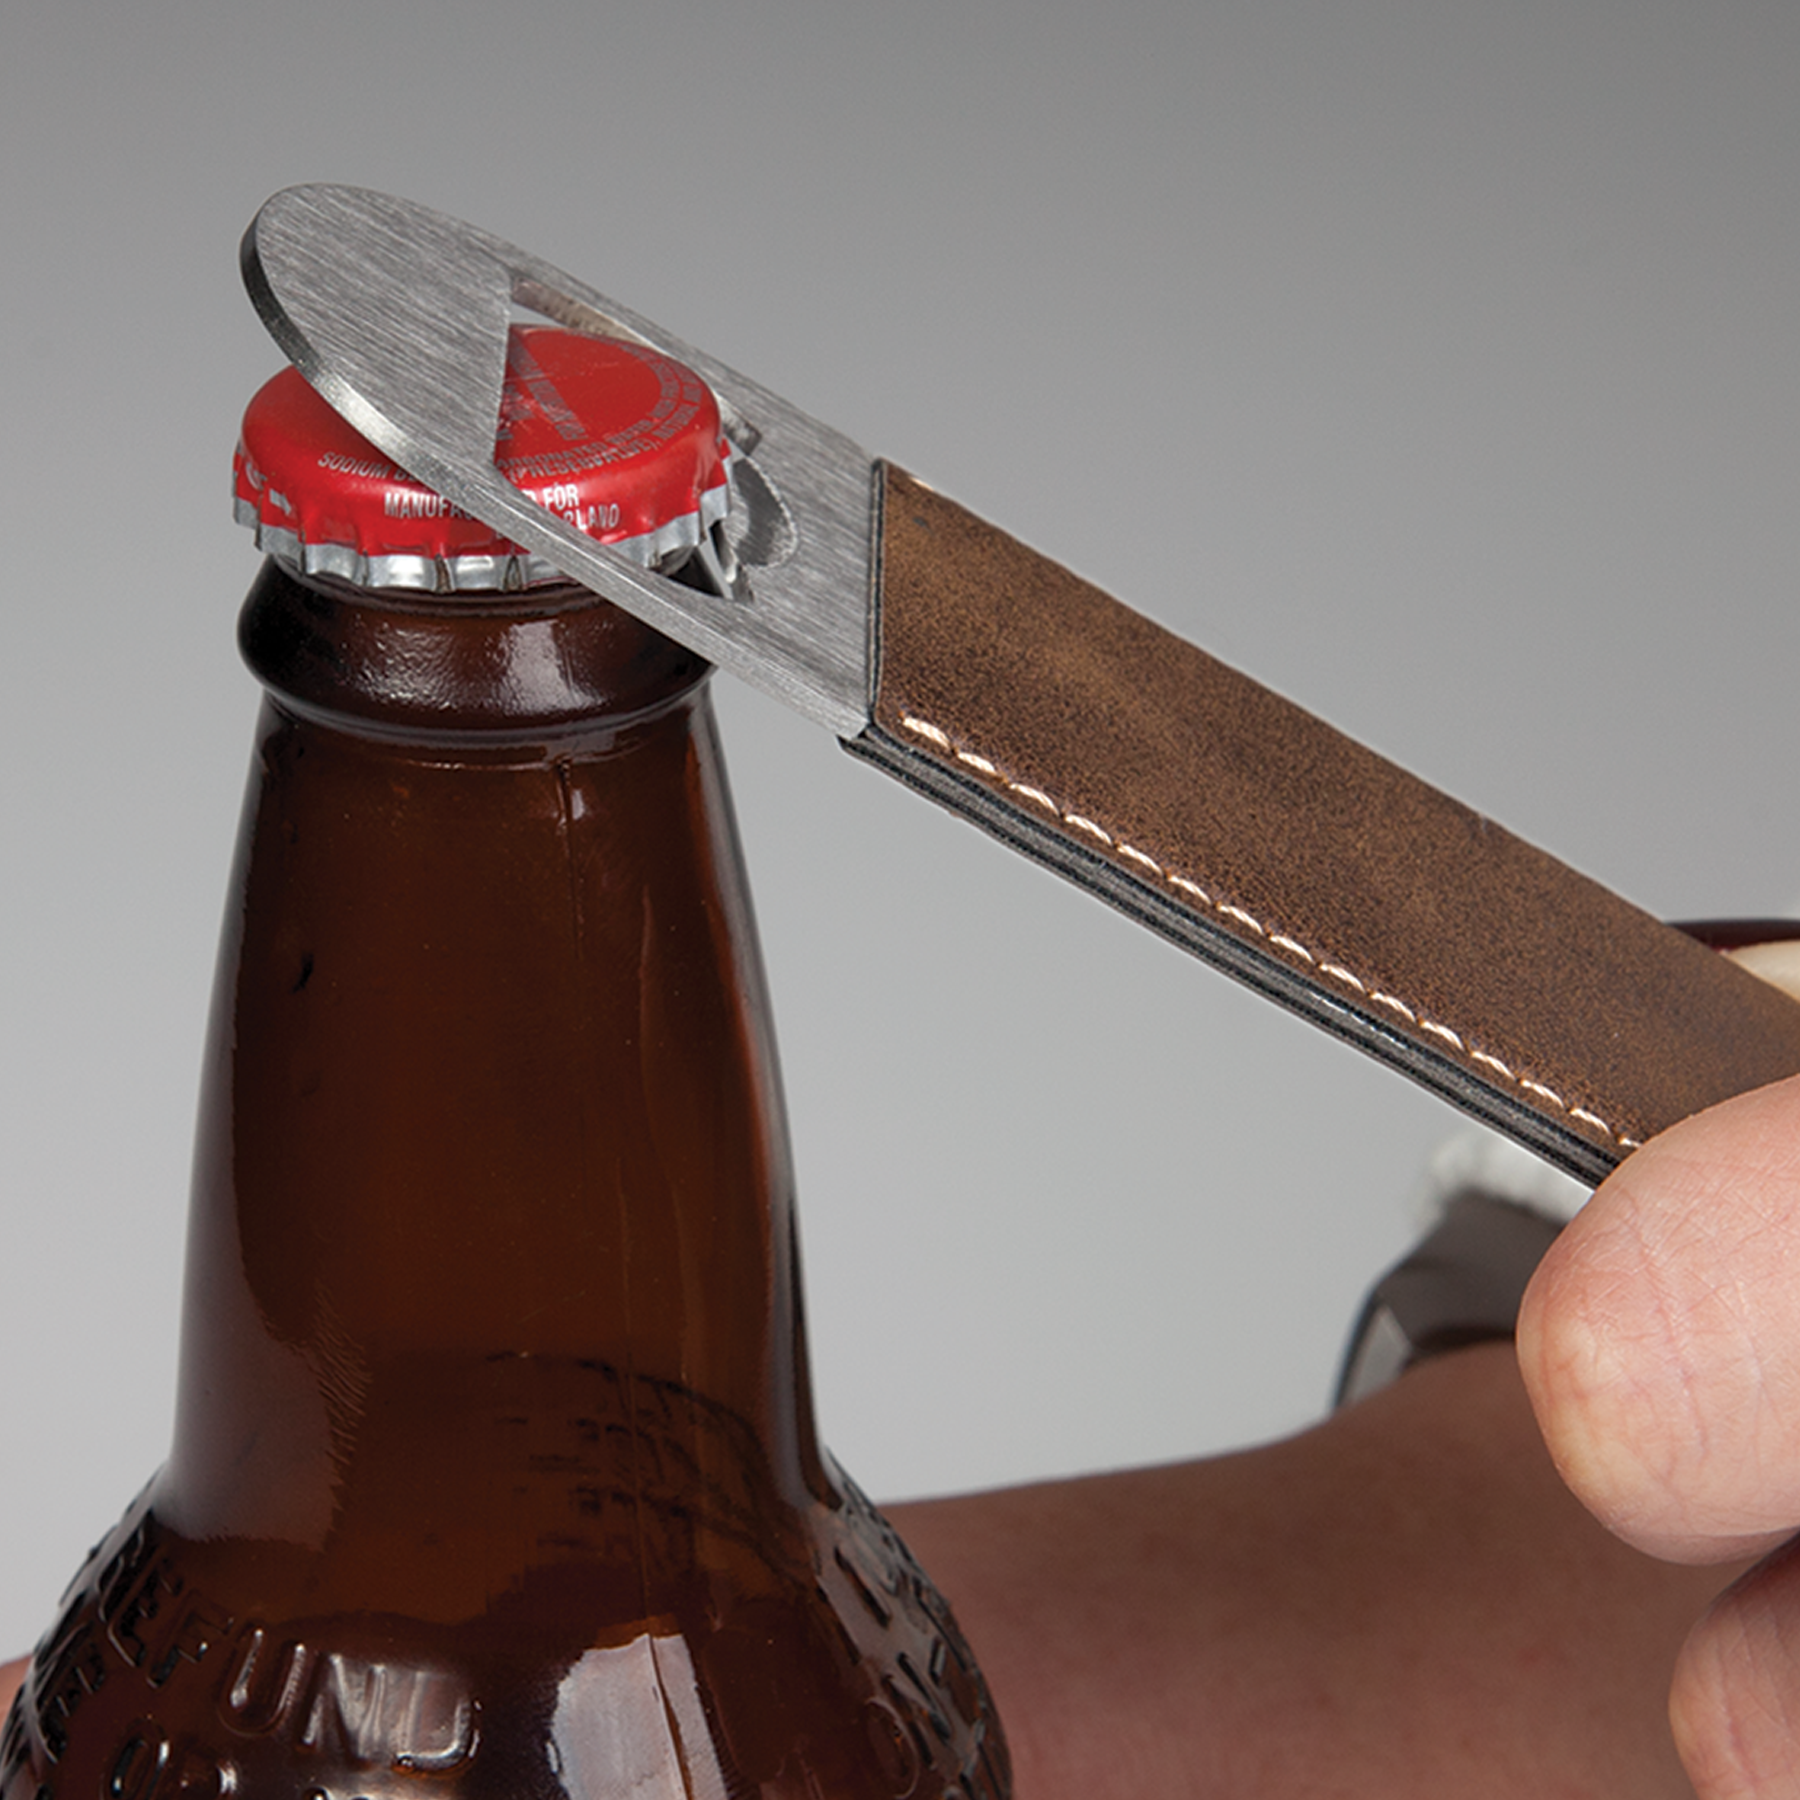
[{"x1": 896, "y1": 711, "x2": 1639, "y2": 1155}]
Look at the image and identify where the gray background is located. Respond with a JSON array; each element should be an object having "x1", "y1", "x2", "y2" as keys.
[{"x1": 3, "y1": 0, "x2": 1798, "y2": 1655}]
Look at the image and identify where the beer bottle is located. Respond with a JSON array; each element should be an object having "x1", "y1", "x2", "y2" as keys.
[{"x1": 0, "y1": 328, "x2": 1008, "y2": 1800}]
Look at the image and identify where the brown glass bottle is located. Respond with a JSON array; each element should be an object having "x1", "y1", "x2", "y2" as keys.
[{"x1": 0, "y1": 548, "x2": 1007, "y2": 1800}]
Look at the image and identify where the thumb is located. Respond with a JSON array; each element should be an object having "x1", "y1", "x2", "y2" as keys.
[{"x1": 1518, "y1": 1072, "x2": 1800, "y2": 1564}]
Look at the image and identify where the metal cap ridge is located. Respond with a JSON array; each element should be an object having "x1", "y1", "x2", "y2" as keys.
[{"x1": 233, "y1": 325, "x2": 734, "y2": 593}]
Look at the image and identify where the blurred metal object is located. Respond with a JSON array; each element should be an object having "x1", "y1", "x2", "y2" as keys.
[{"x1": 1335, "y1": 1190, "x2": 1564, "y2": 1407}]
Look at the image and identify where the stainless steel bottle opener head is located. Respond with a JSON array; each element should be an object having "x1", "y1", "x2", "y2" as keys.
[{"x1": 244, "y1": 184, "x2": 875, "y2": 736}]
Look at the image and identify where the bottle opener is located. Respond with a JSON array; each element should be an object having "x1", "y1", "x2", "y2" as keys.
[{"x1": 241, "y1": 184, "x2": 1800, "y2": 1186}]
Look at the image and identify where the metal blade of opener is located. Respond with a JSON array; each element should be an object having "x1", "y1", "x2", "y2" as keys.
[{"x1": 242, "y1": 184, "x2": 876, "y2": 737}]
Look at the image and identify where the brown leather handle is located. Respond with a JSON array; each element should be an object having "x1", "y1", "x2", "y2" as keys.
[{"x1": 848, "y1": 464, "x2": 1800, "y2": 1185}]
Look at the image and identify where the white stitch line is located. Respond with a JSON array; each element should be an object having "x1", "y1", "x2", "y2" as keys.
[
  {"x1": 895, "y1": 709, "x2": 1636, "y2": 1148},
  {"x1": 900, "y1": 714, "x2": 951, "y2": 750}
]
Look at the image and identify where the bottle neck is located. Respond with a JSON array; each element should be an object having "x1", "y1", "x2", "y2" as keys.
[{"x1": 163, "y1": 563, "x2": 820, "y2": 1597}]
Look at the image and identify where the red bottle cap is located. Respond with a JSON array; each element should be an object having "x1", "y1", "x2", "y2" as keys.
[{"x1": 234, "y1": 326, "x2": 733, "y2": 592}]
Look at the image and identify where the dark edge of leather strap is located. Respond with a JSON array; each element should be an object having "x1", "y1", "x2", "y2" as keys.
[{"x1": 848, "y1": 462, "x2": 1800, "y2": 1187}]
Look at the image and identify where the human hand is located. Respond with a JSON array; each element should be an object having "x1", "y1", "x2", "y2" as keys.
[{"x1": 1520, "y1": 1069, "x2": 1800, "y2": 1797}]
